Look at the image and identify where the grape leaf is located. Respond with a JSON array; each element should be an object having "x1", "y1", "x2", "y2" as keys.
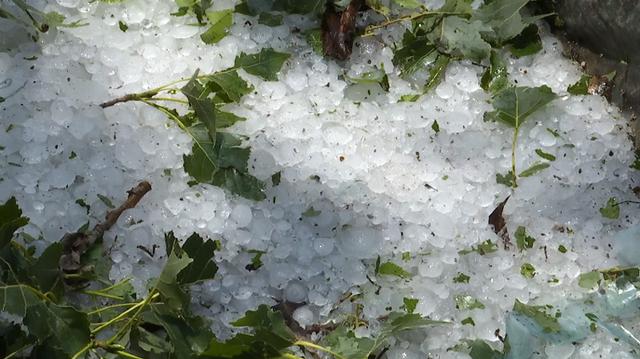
[
  {"x1": 234, "y1": 48, "x2": 290, "y2": 81},
  {"x1": 0, "y1": 197, "x2": 29, "y2": 250},
  {"x1": 201, "y1": 9, "x2": 233, "y2": 44},
  {"x1": 484, "y1": 85, "x2": 557, "y2": 128}
]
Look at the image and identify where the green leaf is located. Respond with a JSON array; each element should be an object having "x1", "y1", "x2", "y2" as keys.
[
  {"x1": 216, "y1": 109, "x2": 246, "y2": 128},
  {"x1": 484, "y1": 85, "x2": 557, "y2": 128},
  {"x1": 366, "y1": 0, "x2": 390, "y2": 16},
  {"x1": 431, "y1": 120, "x2": 440, "y2": 133},
  {"x1": 403, "y1": 297, "x2": 418, "y2": 314},
  {"x1": 176, "y1": 233, "x2": 218, "y2": 284},
  {"x1": 347, "y1": 68, "x2": 390, "y2": 92},
  {"x1": 453, "y1": 272, "x2": 470, "y2": 283},
  {"x1": 118, "y1": 20, "x2": 128, "y2": 32},
  {"x1": 520, "y1": 263, "x2": 536, "y2": 278},
  {"x1": 304, "y1": 28, "x2": 323, "y2": 55},
  {"x1": 231, "y1": 304, "x2": 296, "y2": 349},
  {"x1": 131, "y1": 326, "x2": 173, "y2": 354},
  {"x1": 578, "y1": 271, "x2": 601, "y2": 289},
  {"x1": 513, "y1": 299, "x2": 561, "y2": 333},
  {"x1": 152, "y1": 304, "x2": 214, "y2": 356},
  {"x1": 459, "y1": 240, "x2": 498, "y2": 256},
  {"x1": 393, "y1": 0, "x2": 423, "y2": 8},
  {"x1": 181, "y1": 125, "x2": 266, "y2": 200},
  {"x1": 23, "y1": 303, "x2": 90, "y2": 355},
  {"x1": 461, "y1": 317, "x2": 475, "y2": 326},
  {"x1": 206, "y1": 70, "x2": 253, "y2": 103},
  {"x1": 506, "y1": 24, "x2": 542, "y2": 58},
  {"x1": 496, "y1": 170, "x2": 516, "y2": 188},
  {"x1": 201, "y1": 9, "x2": 233, "y2": 44},
  {"x1": 455, "y1": 295, "x2": 485, "y2": 310},
  {"x1": 450, "y1": 339, "x2": 503, "y2": 359},
  {"x1": 535, "y1": 149, "x2": 556, "y2": 161},
  {"x1": 31, "y1": 243, "x2": 64, "y2": 299},
  {"x1": 0, "y1": 284, "x2": 44, "y2": 317},
  {"x1": 181, "y1": 71, "x2": 217, "y2": 141},
  {"x1": 424, "y1": 54, "x2": 450, "y2": 92},
  {"x1": 567, "y1": 74, "x2": 591, "y2": 95},
  {"x1": 514, "y1": 226, "x2": 535, "y2": 251},
  {"x1": 258, "y1": 12, "x2": 283, "y2": 26},
  {"x1": 234, "y1": 48, "x2": 290, "y2": 81},
  {"x1": 155, "y1": 251, "x2": 192, "y2": 311},
  {"x1": 97, "y1": 193, "x2": 115, "y2": 208},
  {"x1": 399, "y1": 94, "x2": 420, "y2": 102},
  {"x1": 472, "y1": 0, "x2": 540, "y2": 44},
  {"x1": 599, "y1": 197, "x2": 620, "y2": 219},
  {"x1": 432, "y1": 16, "x2": 492, "y2": 62},
  {"x1": 272, "y1": 0, "x2": 326, "y2": 15},
  {"x1": 480, "y1": 50, "x2": 508, "y2": 95},
  {"x1": 0, "y1": 197, "x2": 29, "y2": 250},
  {"x1": 393, "y1": 30, "x2": 436, "y2": 77},
  {"x1": 378, "y1": 261, "x2": 411, "y2": 279},
  {"x1": 302, "y1": 206, "x2": 321, "y2": 217}
]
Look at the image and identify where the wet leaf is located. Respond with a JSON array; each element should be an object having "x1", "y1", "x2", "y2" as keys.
[
  {"x1": 0, "y1": 197, "x2": 29, "y2": 250},
  {"x1": 506, "y1": 24, "x2": 542, "y2": 58},
  {"x1": 377, "y1": 261, "x2": 411, "y2": 279},
  {"x1": 431, "y1": 16, "x2": 491, "y2": 62},
  {"x1": 513, "y1": 299, "x2": 561, "y2": 333},
  {"x1": 520, "y1": 263, "x2": 536, "y2": 278},
  {"x1": 182, "y1": 71, "x2": 217, "y2": 140},
  {"x1": 23, "y1": 302, "x2": 90, "y2": 355},
  {"x1": 578, "y1": 271, "x2": 601, "y2": 289},
  {"x1": 234, "y1": 48, "x2": 290, "y2": 81},
  {"x1": 200, "y1": 9, "x2": 233, "y2": 44},
  {"x1": 472, "y1": 0, "x2": 543, "y2": 44},
  {"x1": 424, "y1": 54, "x2": 450, "y2": 92},
  {"x1": 403, "y1": 297, "x2": 418, "y2": 313},
  {"x1": 480, "y1": 50, "x2": 508, "y2": 95},
  {"x1": 484, "y1": 86, "x2": 557, "y2": 128},
  {"x1": 567, "y1": 74, "x2": 590, "y2": 95},
  {"x1": 458, "y1": 240, "x2": 498, "y2": 256},
  {"x1": 535, "y1": 149, "x2": 556, "y2": 161},
  {"x1": 599, "y1": 197, "x2": 620, "y2": 219},
  {"x1": 514, "y1": 226, "x2": 535, "y2": 251},
  {"x1": 258, "y1": 12, "x2": 283, "y2": 26},
  {"x1": 393, "y1": 30, "x2": 436, "y2": 76},
  {"x1": 455, "y1": 295, "x2": 485, "y2": 310},
  {"x1": 155, "y1": 251, "x2": 192, "y2": 311},
  {"x1": 206, "y1": 70, "x2": 253, "y2": 103},
  {"x1": 519, "y1": 162, "x2": 549, "y2": 177},
  {"x1": 496, "y1": 170, "x2": 516, "y2": 188},
  {"x1": 488, "y1": 196, "x2": 509, "y2": 243},
  {"x1": 304, "y1": 28, "x2": 324, "y2": 54},
  {"x1": 176, "y1": 233, "x2": 218, "y2": 284}
]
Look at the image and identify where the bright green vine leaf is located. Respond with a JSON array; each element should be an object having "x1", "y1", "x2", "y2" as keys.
[{"x1": 378, "y1": 261, "x2": 412, "y2": 279}]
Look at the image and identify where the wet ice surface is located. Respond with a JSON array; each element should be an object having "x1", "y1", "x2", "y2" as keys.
[{"x1": 1, "y1": 0, "x2": 639, "y2": 357}]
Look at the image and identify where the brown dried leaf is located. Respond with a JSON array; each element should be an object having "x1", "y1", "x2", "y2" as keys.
[
  {"x1": 321, "y1": 0, "x2": 365, "y2": 60},
  {"x1": 488, "y1": 196, "x2": 510, "y2": 249}
]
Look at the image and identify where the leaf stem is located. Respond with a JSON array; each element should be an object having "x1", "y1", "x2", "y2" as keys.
[
  {"x1": 91, "y1": 292, "x2": 159, "y2": 335},
  {"x1": 87, "y1": 302, "x2": 138, "y2": 316},
  {"x1": 70, "y1": 342, "x2": 93, "y2": 359},
  {"x1": 511, "y1": 125, "x2": 519, "y2": 187},
  {"x1": 294, "y1": 340, "x2": 347, "y2": 359},
  {"x1": 105, "y1": 290, "x2": 159, "y2": 345}
]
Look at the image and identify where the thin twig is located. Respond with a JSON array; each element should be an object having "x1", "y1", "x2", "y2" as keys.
[
  {"x1": 99, "y1": 90, "x2": 159, "y2": 108},
  {"x1": 60, "y1": 181, "x2": 152, "y2": 274}
]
